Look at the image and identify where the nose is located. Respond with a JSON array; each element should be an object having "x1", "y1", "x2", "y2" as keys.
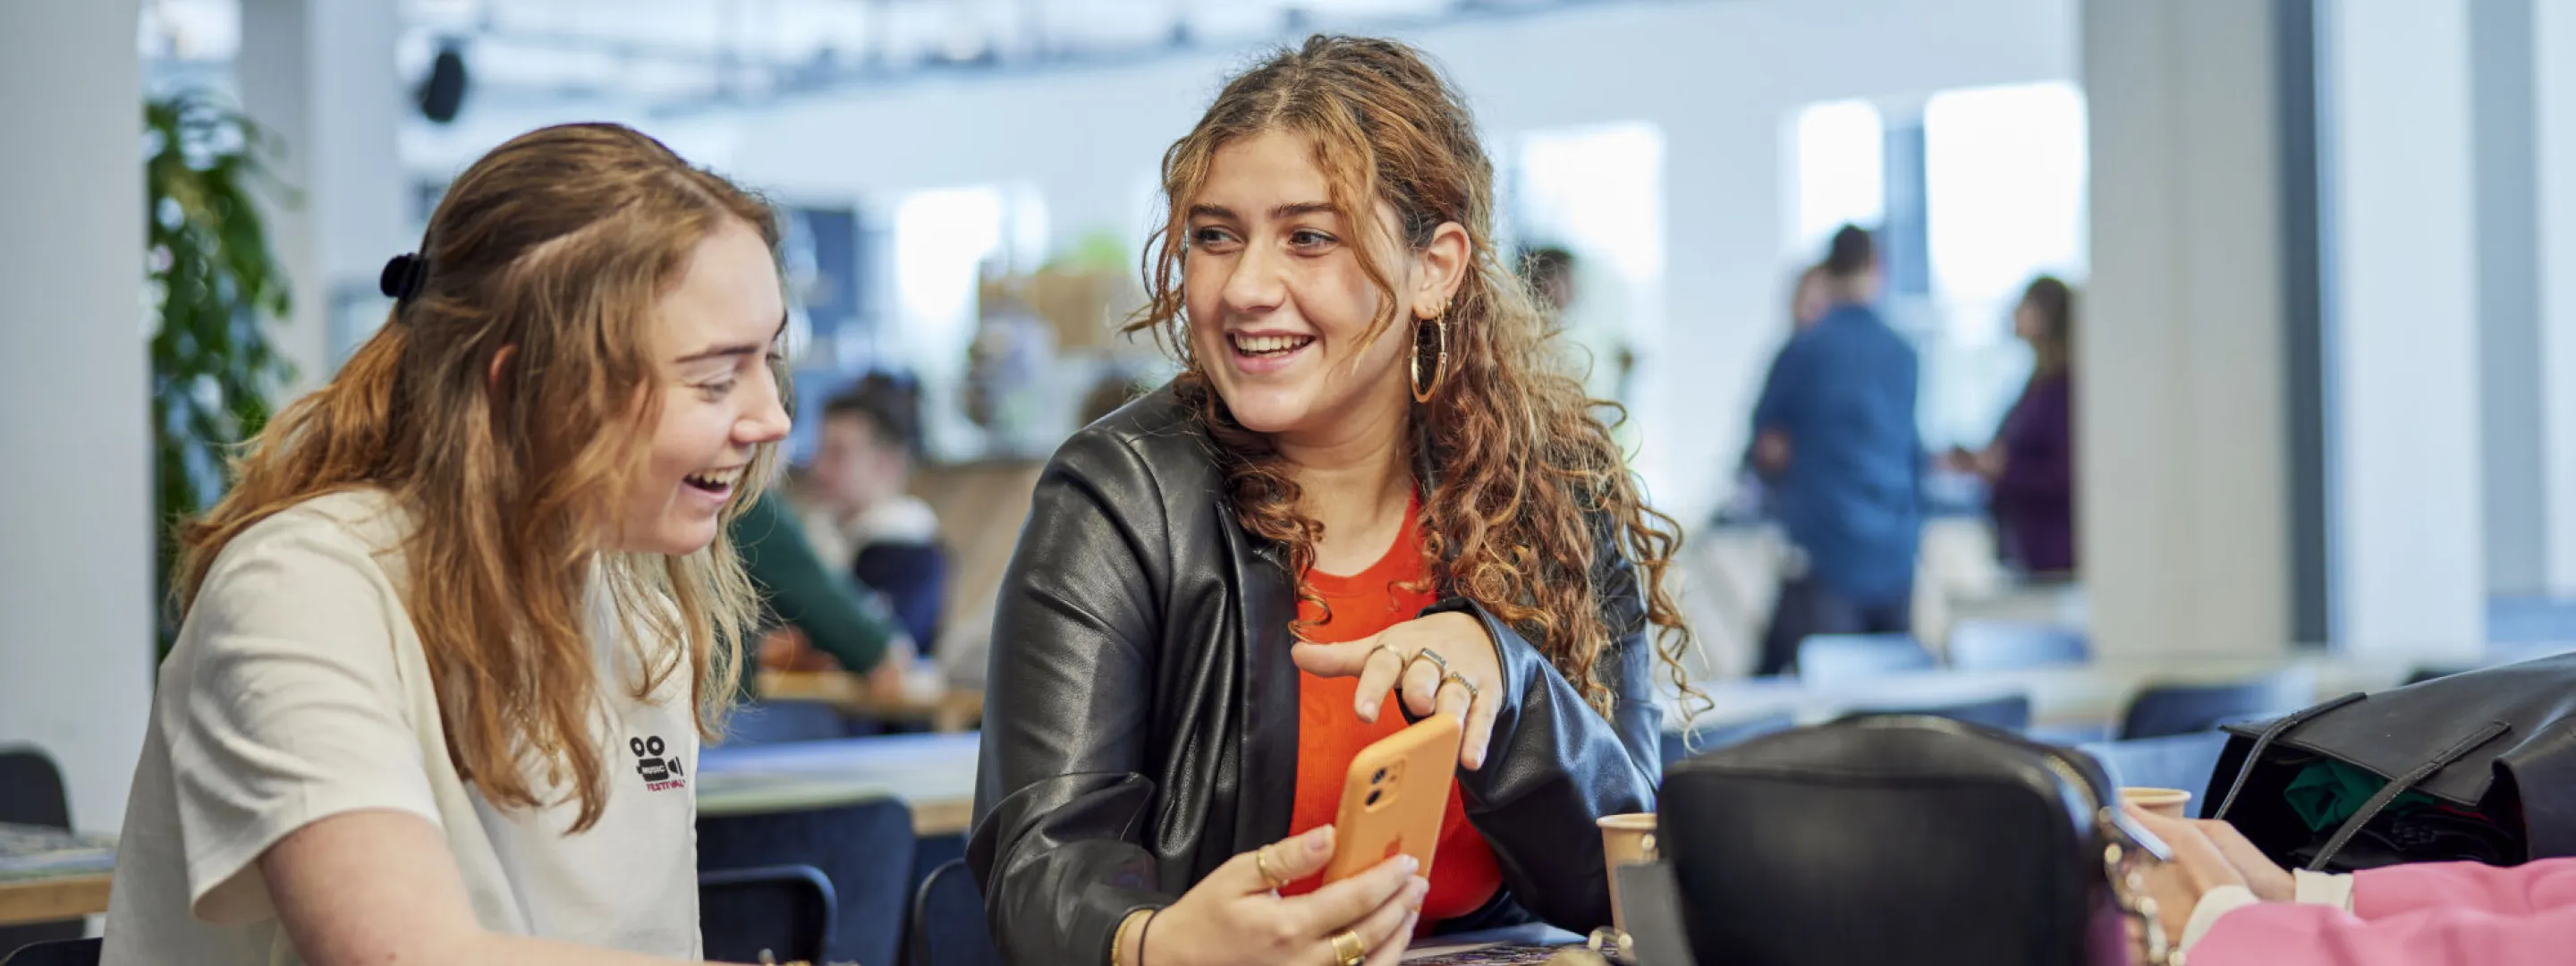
[
  {"x1": 739, "y1": 363, "x2": 792, "y2": 445},
  {"x1": 1218, "y1": 237, "x2": 1287, "y2": 318}
]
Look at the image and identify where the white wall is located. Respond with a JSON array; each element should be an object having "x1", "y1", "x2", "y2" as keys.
[
  {"x1": 408, "y1": 0, "x2": 2079, "y2": 523},
  {"x1": 0, "y1": 0, "x2": 155, "y2": 834}
]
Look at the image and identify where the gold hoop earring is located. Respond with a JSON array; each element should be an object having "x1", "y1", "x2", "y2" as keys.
[{"x1": 1411, "y1": 301, "x2": 1451, "y2": 403}]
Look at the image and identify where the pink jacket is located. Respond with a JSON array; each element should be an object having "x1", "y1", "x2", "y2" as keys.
[{"x1": 2191, "y1": 858, "x2": 2576, "y2": 966}]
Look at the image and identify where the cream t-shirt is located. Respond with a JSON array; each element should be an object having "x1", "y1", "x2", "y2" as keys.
[{"x1": 102, "y1": 489, "x2": 703, "y2": 964}]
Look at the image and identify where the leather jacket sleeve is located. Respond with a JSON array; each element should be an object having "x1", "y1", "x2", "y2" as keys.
[
  {"x1": 1418, "y1": 518, "x2": 1663, "y2": 934},
  {"x1": 967, "y1": 437, "x2": 1174, "y2": 964}
]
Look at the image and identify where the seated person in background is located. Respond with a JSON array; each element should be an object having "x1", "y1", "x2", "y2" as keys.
[
  {"x1": 106, "y1": 123, "x2": 783, "y2": 965},
  {"x1": 971, "y1": 35, "x2": 1694, "y2": 966},
  {"x1": 2130, "y1": 809, "x2": 2576, "y2": 965},
  {"x1": 732, "y1": 489, "x2": 914, "y2": 701},
  {"x1": 1946, "y1": 275, "x2": 2077, "y2": 578},
  {"x1": 802, "y1": 373, "x2": 949, "y2": 652}
]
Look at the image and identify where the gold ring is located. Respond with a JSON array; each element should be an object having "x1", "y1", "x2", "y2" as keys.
[
  {"x1": 1368, "y1": 642, "x2": 1404, "y2": 671},
  {"x1": 1406, "y1": 648, "x2": 1452, "y2": 676},
  {"x1": 1329, "y1": 928, "x2": 1368, "y2": 966},
  {"x1": 1254, "y1": 845, "x2": 1291, "y2": 890}
]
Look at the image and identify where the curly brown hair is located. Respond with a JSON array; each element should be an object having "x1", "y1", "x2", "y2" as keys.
[{"x1": 1126, "y1": 35, "x2": 1697, "y2": 717}]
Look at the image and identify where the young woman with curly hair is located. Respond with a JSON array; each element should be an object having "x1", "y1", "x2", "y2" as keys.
[{"x1": 969, "y1": 35, "x2": 1696, "y2": 966}]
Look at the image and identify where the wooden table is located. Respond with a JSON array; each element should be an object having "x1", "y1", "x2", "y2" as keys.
[
  {"x1": 0, "y1": 872, "x2": 111, "y2": 927},
  {"x1": 758, "y1": 669, "x2": 986, "y2": 733},
  {"x1": 698, "y1": 732, "x2": 981, "y2": 836}
]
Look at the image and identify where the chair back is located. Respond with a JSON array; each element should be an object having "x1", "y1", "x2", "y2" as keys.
[
  {"x1": 1796, "y1": 634, "x2": 1934, "y2": 685},
  {"x1": 1945, "y1": 621, "x2": 2089, "y2": 672},
  {"x1": 908, "y1": 859, "x2": 1004, "y2": 966},
  {"x1": 699, "y1": 796, "x2": 915, "y2": 966},
  {"x1": 1665, "y1": 711, "x2": 1798, "y2": 768},
  {"x1": 0, "y1": 937, "x2": 101, "y2": 966},
  {"x1": 700, "y1": 865, "x2": 837, "y2": 965},
  {"x1": 2119, "y1": 669, "x2": 2314, "y2": 740},
  {"x1": 0, "y1": 750, "x2": 80, "y2": 952}
]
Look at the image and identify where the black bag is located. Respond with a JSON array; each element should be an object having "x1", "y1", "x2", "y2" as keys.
[
  {"x1": 2208, "y1": 653, "x2": 2576, "y2": 873},
  {"x1": 1658, "y1": 716, "x2": 2172, "y2": 966}
]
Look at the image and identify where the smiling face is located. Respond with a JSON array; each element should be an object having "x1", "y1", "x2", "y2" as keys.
[
  {"x1": 1182, "y1": 130, "x2": 1462, "y2": 445},
  {"x1": 614, "y1": 217, "x2": 792, "y2": 555}
]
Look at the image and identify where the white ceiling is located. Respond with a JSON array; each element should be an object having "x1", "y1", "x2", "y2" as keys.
[{"x1": 148, "y1": 0, "x2": 1603, "y2": 108}]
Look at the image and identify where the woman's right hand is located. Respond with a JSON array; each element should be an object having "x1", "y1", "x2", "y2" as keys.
[{"x1": 1132, "y1": 825, "x2": 1429, "y2": 966}]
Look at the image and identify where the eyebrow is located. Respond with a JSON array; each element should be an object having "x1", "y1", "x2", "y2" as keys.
[
  {"x1": 674, "y1": 315, "x2": 789, "y2": 365},
  {"x1": 1186, "y1": 201, "x2": 1339, "y2": 221}
]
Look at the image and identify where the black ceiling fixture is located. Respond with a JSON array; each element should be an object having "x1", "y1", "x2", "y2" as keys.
[{"x1": 417, "y1": 38, "x2": 470, "y2": 124}]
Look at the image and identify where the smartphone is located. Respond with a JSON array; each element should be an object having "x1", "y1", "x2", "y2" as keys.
[{"x1": 1319, "y1": 712, "x2": 1463, "y2": 886}]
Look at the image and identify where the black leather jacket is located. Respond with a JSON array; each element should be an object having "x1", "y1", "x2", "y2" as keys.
[{"x1": 967, "y1": 386, "x2": 1664, "y2": 964}]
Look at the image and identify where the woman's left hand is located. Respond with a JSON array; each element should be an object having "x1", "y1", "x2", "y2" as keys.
[{"x1": 1291, "y1": 611, "x2": 1504, "y2": 771}]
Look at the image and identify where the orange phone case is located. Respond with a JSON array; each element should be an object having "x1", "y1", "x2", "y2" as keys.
[{"x1": 1319, "y1": 713, "x2": 1463, "y2": 886}]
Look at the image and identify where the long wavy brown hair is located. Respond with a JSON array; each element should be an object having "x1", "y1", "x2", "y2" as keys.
[
  {"x1": 1129, "y1": 35, "x2": 1697, "y2": 716},
  {"x1": 175, "y1": 123, "x2": 781, "y2": 832}
]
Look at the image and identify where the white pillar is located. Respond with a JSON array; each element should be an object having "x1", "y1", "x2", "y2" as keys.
[
  {"x1": 238, "y1": 0, "x2": 409, "y2": 395},
  {"x1": 0, "y1": 0, "x2": 154, "y2": 834},
  {"x1": 2534, "y1": 0, "x2": 2576, "y2": 597},
  {"x1": 2324, "y1": 0, "x2": 2487, "y2": 657},
  {"x1": 2470, "y1": 0, "x2": 2547, "y2": 598},
  {"x1": 2078, "y1": 0, "x2": 2293, "y2": 658}
]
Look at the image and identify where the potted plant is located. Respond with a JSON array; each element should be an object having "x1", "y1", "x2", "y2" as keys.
[{"x1": 144, "y1": 90, "x2": 296, "y2": 650}]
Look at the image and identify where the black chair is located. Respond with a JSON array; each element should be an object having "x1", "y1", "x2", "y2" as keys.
[
  {"x1": 1665, "y1": 711, "x2": 1798, "y2": 767},
  {"x1": 699, "y1": 796, "x2": 913, "y2": 966},
  {"x1": 2118, "y1": 670, "x2": 2313, "y2": 741},
  {"x1": 0, "y1": 749, "x2": 80, "y2": 953},
  {"x1": 908, "y1": 859, "x2": 1004, "y2": 966},
  {"x1": 1944, "y1": 621, "x2": 2089, "y2": 672},
  {"x1": 1845, "y1": 693, "x2": 2034, "y2": 733},
  {"x1": 2076, "y1": 732, "x2": 2231, "y2": 801},
  {"x1": 1796, "y1": 634, "x2": 1935, "y2": 685},
  {"x1": 0, "y1": 938, "x2": 99, "y2": 966},
  {"x1": 719, "y1": 699, "x2": 848, "y2": 745},
  {"x1": 699, "y1": 865, "x2": 836, "y2": 965}
]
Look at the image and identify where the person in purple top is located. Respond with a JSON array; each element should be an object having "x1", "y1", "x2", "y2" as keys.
[{"x1": 1949, "y1": 275, "x2": 2077, "y2": 577}]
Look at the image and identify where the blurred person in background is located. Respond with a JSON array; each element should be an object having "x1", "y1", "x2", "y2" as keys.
[
  {"x1": 1946, "y1": 275, "x2": 2076, "y2": 578},
  {"x1": 1523, "y1": 244, "x2": 1637, "y2": 416},
  {"x1": 1747, "y1": 225, "x2": 1923, "y2": 676},
  {"x1": 801, "y1": 372, "x2": 949, "y2": 653},
  {"x1": 1713, "y1": 264, "x2": 1837, "y2": 529}
]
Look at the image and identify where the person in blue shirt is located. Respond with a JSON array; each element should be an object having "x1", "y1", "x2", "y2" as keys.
[{"x1": 1748, "y1": 225, "x2": 1923, "y2": 676}]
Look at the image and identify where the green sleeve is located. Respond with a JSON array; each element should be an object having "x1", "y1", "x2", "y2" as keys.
[{"x1": 731, "y1": 492, "x2": 896, "y2": 689}]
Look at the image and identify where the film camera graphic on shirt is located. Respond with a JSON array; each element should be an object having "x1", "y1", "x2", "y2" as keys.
[{"x1": 631, "y1": 735, "x2": 686, "y2": 791}]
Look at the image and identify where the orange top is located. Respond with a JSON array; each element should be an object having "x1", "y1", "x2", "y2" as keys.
[{"x1": 1282, "y1": 498, "x2": 1503, "y2": 923}]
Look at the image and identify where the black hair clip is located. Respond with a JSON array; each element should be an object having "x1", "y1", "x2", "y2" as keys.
[{"x1": 378, "y1": 252, "x2": 431, "y2": 302}]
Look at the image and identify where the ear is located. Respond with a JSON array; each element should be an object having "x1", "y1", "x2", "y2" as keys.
[{"x1": 1411, "y1": 221, "x2": 1471, "y2": 319}]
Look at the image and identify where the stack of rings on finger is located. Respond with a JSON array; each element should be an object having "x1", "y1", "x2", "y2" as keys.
[{"x1": 1330, "y1": 928, "x2": 1368, "y2": 966}]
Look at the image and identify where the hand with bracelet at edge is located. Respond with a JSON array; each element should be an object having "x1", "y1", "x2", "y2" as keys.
[{"x1": 1116, "y1": 825, "x2": 1426, "y2": 966}]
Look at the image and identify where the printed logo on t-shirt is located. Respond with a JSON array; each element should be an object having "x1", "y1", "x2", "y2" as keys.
[{"x1": 630, "y1": 735, "x2": 687, "y2": 792}]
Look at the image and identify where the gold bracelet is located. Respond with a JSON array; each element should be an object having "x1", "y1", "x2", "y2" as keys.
[{"x1": 1112, "y1": 908, "x2": 1147, "y2": 966}]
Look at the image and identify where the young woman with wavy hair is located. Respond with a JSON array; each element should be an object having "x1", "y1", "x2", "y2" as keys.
[
  {"x1": 104, "y1": 123, "x2": 790, "y2": 965},
  {"x1": 971, "y1": 35, "x2": 1695, "y2": 966}
]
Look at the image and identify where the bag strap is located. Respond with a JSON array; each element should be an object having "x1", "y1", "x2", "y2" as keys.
[
  {"x1": 2213, "y1": 691, "x2": 2368, "y2": 820},
  {"x1": 2301, "y1": 720, "x2": 2510, "y2": 871}
]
